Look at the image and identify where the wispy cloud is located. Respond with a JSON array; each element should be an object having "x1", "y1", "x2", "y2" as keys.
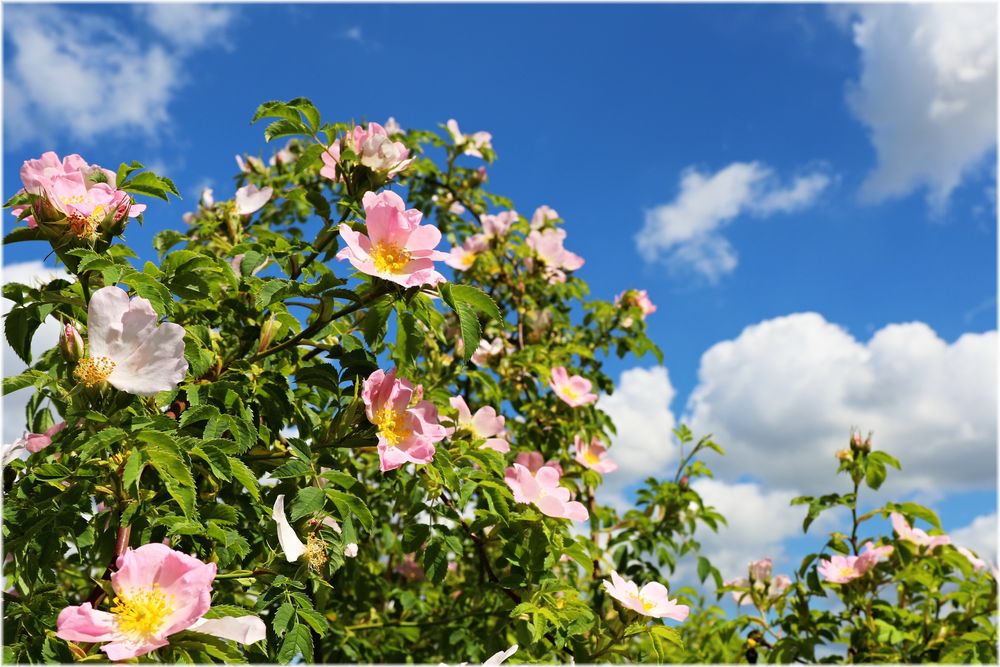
[
  {"x1": 3, "y1": 4, "x2": 235, "y2": 148},
  {"x1": 638, "y1": 162, "x2": 830, "y2": 281}
]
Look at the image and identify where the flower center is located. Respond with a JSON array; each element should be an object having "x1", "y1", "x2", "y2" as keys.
[
  {"x1": 630, "y1": 593, "x2": 655, "y2": 612},
  {"x1": 373, "y1": 405, "x2": 412, "y2": 446},
  {"x1": 838, "y1": 566, "x2": 856, "y2": 579},
  {"x1": 110, "y1": 584, "x2": 176, "y2": 639},
  {"x1": 583, "y1": 450, "x2": 601, "y2": 465},
  {"x1": 74, "y1": 356, "x2": 116, "y2": 387},
  {"x1": 370, "y1": 242, "x2": 411, "y2": 275},
  {"x1": 304, "y1": 534, "x2": 328, "y2": 570},
  {"x1": 562, "y1": 386, "x2": 580, "y2": 401}
]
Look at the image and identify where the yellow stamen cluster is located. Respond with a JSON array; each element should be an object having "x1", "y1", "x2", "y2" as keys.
[
  {"x1": 583, "y1": 449, "x2": 601, "y2": 466},
  {"x1": 304, "y1": 534, "x2": 328, "y2": 570},
  {"x1": 372, "y1": 405, "x2": 412, "y2": 446},
  {"x1": 110, "y1": 584, "x2": 176, "y2": 639},
  {"x1": 561, "y1": 387, "x2": 580, "y2": 402},
  {"x1": 370, "y1": 241, "x2": 411, "y2": 274},
  {"x1": 74, "y1": 356, "x2": 116, "y2": 388},
  {"x1": 838, "y1": 566, "x2": 857, "y2": 579},
  {"x1": 66, "y1": 205, "x2": 106, "y2": 239},
  {"x1": 629, "y1": 593, "x2": 655, "y2": 612}
]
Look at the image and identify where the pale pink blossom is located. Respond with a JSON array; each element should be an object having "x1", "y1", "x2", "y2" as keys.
[
  {"x1": 383, "y1": 117, "x2": 402, "y2": 135},
  {"x1": 235, "y1": 155, "x2": 264, "y2": 173},
  {"x1": 818, "y1": 555, "x2": 868, "y2": 584},
  {"x1": 23, "y1": 421, "x2": 67, "y2": 454},
  {"x1": 199, "y1": 188, "x2": 214, "y2": 208},
  {"x1": 750, "y1": 558, "x2": 773, "y2": 583},
  {"x1": 446, "y1": 396, "x2": 509, "y2": 452},
  {"x1": 321, "y1": 123, "x2": 412, "y2": 181},
  {"x1": 76, "y1": 287, "x2": 187, "y2": 396},
  {"x1": 470, "y1": 337, "x2": 506, "y2": 366},
  {"x1": 616, "y1": 289, "x2": 657, "y2": 320},
  {"x1": 549, "y1": 367, "x2": 598, "y2": 407},
  {"x1": 446, "y1": 119, "x2": 493, "y2": 158},
  {"x1": 481, "y1": 211, "x2": 518, "y2": 239},
  {"x1": 56, "y1": 543, "x2": 265, "y2": 660},
  {"x1": 769, "y1": 574, "x2": 792, "y2": 597},
  {"x1": 526, "y1": 228, "x2": 584, "y2": 283},
  {"x1": 890, "y1": 512, "x2": 952, "y2": 551},
  {"x1": 363, "y1": 368, "x2": 447, "y2": 472},
  {"x1": 503, "y1": 463, "x2": 587, "y2": 521},
  {"x1": 602, "y1": 571, "x2": 689, "y2": 620},
  {"x1": 574, "y1": 435, "x2": 617, "y2": 474},
  {"x1": 234, "y1": 184, "x2": 272, "y2": 215},
  {"x1": 957, "y1": 546, "x2": 987, "y2": 571},
  {"x1": 726, "y1": 577, "x2": 753, "y2": 606},
  {"x1": 530, "y1": 205, "x2": 559, "y2": 229},
  {"x1": 344, "y1": 543, "x2": 359, "y2": 558},
  {"x1": 445, "y1": 234, "x2": 489, "y2": 271},
  {"x1": 514, "y1": 451, "x2": 562, "y2": 476},
  {"x1": 338, "y1": 190, "x2": 449, "y2": 287},
  {"x1": 270, "y1": 142, "x2": 296, "y2": 166},
  {"x1": 272, "y1": 494, "x2": 306, "y2": 562},
  {"x1": 857, "y1": 541, "x2": 894, "y2": 570}
]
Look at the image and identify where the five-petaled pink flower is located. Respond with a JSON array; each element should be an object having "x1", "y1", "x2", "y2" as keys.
[
  {"x1": 481, "y1": 211, "x2": 518, "y2": 239},
  {"x1": 446, "y1": 396, "x2": 509, "y2": 452},
  {"x1": 616, "y1": 289, "x2": 657, "y2": 320},
  {"x1": 890, "y1": 512, "x2": 952, "y2": 551},
  {"x1": 75, "y1": 287, "x2": 187, "y2": 396},
  {"x1": 817, "y1": 554, "x2": 868, "y2": 584},
  {"x1": 13, "y1": 152, "x2": 145, "y2": 229},
  {"x1": 603, "y1": 571, "x2": 689, "y2": 620},
  {"x1": 444, "y1": 234, "x2": 489, "y2": 271},
  {"x1": 446, "y1": 119, "x2": 493, "y2": 158},
  {"x1": 504, "y1": 462, "x2": 587, "y2": 521},
  {"x1": 530, "y1": 205, "x2": 559, "y2": 229},
  {"x1": 574, "y1": 435, "x2": 617, "y2": 474},
  {"x1": 363, "y1": 368, "x2": 447, "y2": 472},
  {"x1": 338, "y1": 190, "x2": 449, "y2": 287},
  {"x1": 549, "y1": 367, "x2": 598, "y2": 407},
  {"x1": 526, "y1": 228, "x2": 584, "y2": 283},
  {"x1": 56, "y1": 543, "x2": 265, "y2": 660},
  {"x1": 321, "y1": 122, "x2": 412, "y2": 181}
]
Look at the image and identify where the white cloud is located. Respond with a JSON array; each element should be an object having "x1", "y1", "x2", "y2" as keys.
[
  {"x1": 951, "y1": 513, "x2": 997, "y2": 565},
  {"x1": 2, "y1": 262, "x2": 71, "y2": 445},
  {"x1": 343, "y1": 26, "x2": 363, "y2": 42},
  {"x1": 137, "y1": 4, "x2": 236, "y2": 51},
  {"x1": 844, "y1": 4, "x2": 997, "y2": 209},
  {"x1": 685, "y1": 313, "x2": 997, "y2": 498},
  {"x1": 691, "y1": 479, "x2": 813, "y2": 579},
  {"x1": 3, "y1": 5, "x2": 231, "y2": 147},
  {"x1": 638, "y1": 162, "x2": 830, "y2": 281},
  {"x1": 596, "y1": 366, "x2": 678, "y2": 509}
]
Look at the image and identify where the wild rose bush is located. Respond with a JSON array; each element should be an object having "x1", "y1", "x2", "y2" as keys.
[{"x1": 2, "y1": 98, "x2": 996, "y2": 663}]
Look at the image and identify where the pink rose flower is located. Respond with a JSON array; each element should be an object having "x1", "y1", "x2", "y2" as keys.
[
  {"x1": 344, "y1": 543, "x2": 359, "y2": 558},
  {"x1": 602, "y1": 571, "x2": 689, "y2": 621},
  {"x1": 616, "y1": 289, "x2": 657, "y2": 319},
  {"x1": 749, "y1": 558, "x2": 773, "y2": 584},
  {"x1": 321, "y1": 122, "x2": 412, "y2": 181},
  {"x1": 444, "y1": 234, "x2": 489, "y2": 272},
  {"x1": 35, "y1": 172, "x2": 140, "y2": 239},
  {"x1": 383, "y1": 117, "x2": 402, "y2": 135},
  {"x1": 890, "y1": 512, "x2": 952, "y2": 551},
  {"x1": 481, "y1": 210, "x2": 518, "y2": 239},
  {"x1": 56, "y1": 543, "x2": 265, "y2": 660},
  {"x1": 530, "y1": 205, "x2": 559, "y2": 229},
  {"x1": 446, "y1": 119, "x2": 493, "y2": 158},
  {"x1": 549, "y1": 367, "x2": 598, "y2": 407},
  {"x1": 503, "y1": 463, "x2": 587, "y2": 521},
  {"x1": 337, "y1": 190, "x2": 449, "y2": 288},
  {"x1": 470, "y1": 337, "x2": 506, "y2": 366},
  {"x1": 769, "y1": 574, "x2": 792, "y2": 597},
  {"x1": 573, "y1": 435, "x2": 617, "y2": 474},
  {"x1": 726, "y1": 577, "x2": 752, "y2": 606},
  {"x1": 526, "y1": 228, "x2": 584, "y2": 283},
  {"x1": 957, "y1": 546, "x2": 987, "y2": 571},
  {"x1": 445, "y1": 396, "x2": 509, "y2": 452},
  {"x1": 363, "y1": 368, "x2": 447, "y2": 472},
  {"x1": 235, "y1": 184, "x2": 272, "y2": 215},
  {"x1": 817, "y1": 554, "x2": 868, "y2": 584},
  {"x1": 75, "y1": 286, "x2": 187, "y2": 396},
  {"x1": 514, "y1": 451, "x2": 563, "y2": 476},
  {"x1": 858, "y1": 541, "x2": 894, "y2": 569},
  {"x1": 23, "y1": 421, "x2": 67, "y2": 454}
]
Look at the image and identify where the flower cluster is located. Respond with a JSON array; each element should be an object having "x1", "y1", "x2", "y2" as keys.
[
  {"x1": 504, "y1": 453, "x2": 587, "y2": 521},
  {"x1": 446, "y1": 396, "x2": 510, "y2": 452},
  {"x1": 12, "y1": 152, "x2": 145, "y2": 238},
  {"x1": 526, "y1": 228, "x2": 584, "y2": 284},
  {"x1": 322, "y1": 122, "x2": 412, "y2": 182},
  {"x1": 447, "y1": 119, "x2": 493, "y2": 158}
]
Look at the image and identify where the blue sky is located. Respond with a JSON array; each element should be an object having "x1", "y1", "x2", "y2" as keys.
[{"x1": 3, "y1": 3, "x2": 997, "y2": 584}]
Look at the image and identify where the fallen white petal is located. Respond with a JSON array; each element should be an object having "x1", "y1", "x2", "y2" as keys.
[{"x1": 272, "y1": 494, "x2": 306, "y2": 562}]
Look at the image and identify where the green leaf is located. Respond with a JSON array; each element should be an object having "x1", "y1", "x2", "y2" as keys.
[
  {"x1": 448, "y1": 284, "x2": 503, "y2": 323},
  {"x1": 264, "y1": 119, "x2": 306, "y2": 143},
  {"x1": 296, "y1": 607, "x2": 328, "y2": 636},
  {"x1": 122, "y1": 449, "x2": 145, "y2": 491},
  {"x1": 228, "y1": 457, "x2": 260, "y2": 501},
  {"x1": 696, "y1": 556, "x2": 711, "y2": 583},
  {"x1": 325, "y1": 489, "x2": 374, "y2": 532},
  {"x1": 270, "y1": 459, "x2": 311, "y2": 479},
  {"x1": 289, "y1": 487, "x2": 325, "y2": 521},
  {"x1": 277, "y1": 624, "x2": 313, "y2": 663},
  {"x1": 4, "y1": 306, "x2": 43, "y2": 365},
  {"x1": 3, "y1": 370, "x2": 48, "y2": 395},
  {"x1": 273, "y1": 602, "x2": 295, "y2": 636}
]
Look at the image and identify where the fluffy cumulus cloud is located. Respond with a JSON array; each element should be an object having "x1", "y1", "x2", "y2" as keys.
[
  {"x1": 685, "y1": 313, "x2": 997, "y2": 498},
  {"x1": 951, "y1": 513, "x2": 997, "y2": 565},
  {"x1": 844, "y1": 4, "x2": 997, "y2": 209},
  {"x1": 2, "y1": 262, "x2": 71, "y2": 445},
  {"x1": 4, "y1": 4, "x2": 234, "y2": 146},
  {"x1": 596, "y1": 367, "x2": 678, "y2": 508},
  {"x1": 638, "y1": 162, "x2": 830, "y2": 281},
  {"x1": 691, "y1": 479, "x2": 813, "y2": 579}
]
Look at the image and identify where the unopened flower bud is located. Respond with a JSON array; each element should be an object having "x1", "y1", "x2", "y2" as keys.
[
  {"x1": 835, "y1": 448, "x2": 852, "y2": 462},
  {"x1": 257, "y1": 318, "x2": 279, "y2": 354},
  {"x1": 200, "y1": 188, "x2": 215, "y2": 209},
  {"x1": 749, "y1": 558, "x2": 772, "y2": 584},
  {"x1": 60, "y1": 324, "x2": 85, "y2": 362},
  {"x1": 679, "y1": 475, "x2": 689, "y2": 489}
]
